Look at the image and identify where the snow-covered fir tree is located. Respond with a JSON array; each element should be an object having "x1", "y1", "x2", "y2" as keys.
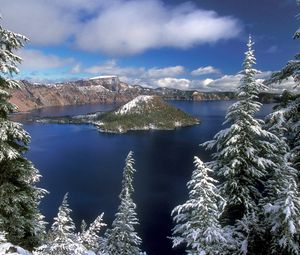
[
  {"x1": 264, "y1": 170, "x2": 300, "y2": 254},
  {"x1": 104, "y1": 151, "x2": 143, "y2": 255},
  {"x1": 261, "y1": 13, "x2": 300, "y2": 251},
  {"x1": 35, "y1": 193, "x2": 87, "y2": 255},
  {"x1": 264, "y1": 0, "x2": 300, "y2": 175},
  {"x1": 264, "y1": 62, "x2": 300, "y2": 176},
  {"x1": 78, "y1": 213, "x2": 106, "y2": 252},
  {"x1": 264, "y1": 56, "x2": 300, "y2": 175},
  {"x1": 262, "y1": 111, "x2": 300, "y2": 255},
  {"x1": 0, "y1": 19, "x2": 46, "y2": 249},
  {"x1": 202, "y1": 36, "x2": 279, "y2": 253},
  {"x1": 172, "y1": 156, "x2": 231, "y2": 254},
  {"x1": 293, "y1": 0, "x2": 300, "y2": 39}
]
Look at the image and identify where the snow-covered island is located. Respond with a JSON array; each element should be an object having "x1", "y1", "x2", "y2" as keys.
[{"x1": 37, "y1": 95, "x2": 199, "y2": 133}]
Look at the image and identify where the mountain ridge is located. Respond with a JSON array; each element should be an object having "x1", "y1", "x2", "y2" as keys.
[{"x1": 10, "y1": 76, "x2": 279, "y2": 112}]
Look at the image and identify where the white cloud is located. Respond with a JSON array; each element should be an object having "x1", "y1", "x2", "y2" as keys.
[
  {"x1": 0, "y1": 0, "x2": 78, "y2": 45},
  {"x1": 76, "y1": 1, "x2": 242, "y2": 55},
  {"x1": 191, "y1": 66, "x2": 219, "y2": 76},
  {"x1": 0, "y1": 0, "x2": 242, "y2": 55},
  {"x1": 84, "y1": 60, "x2": 185, "y2": 78},
  {"x1": 154, "y1": 78, "x2": 191, "y2": 90},
  {"x1": 266, "y1": 45, "x2": 279, "y2": 53},
  {"x1": 18, "y1": 49, "x2": 74, "y2": 70},
  {"x1": 145, "y1": 66, "x2": 185, "y2": 78},
  {"x1": 196, "y1": 74, "x2": 242, "y2": 91},
  {"x1": 70, "y1": 64, "x2": 82, "y2": 74},
  {"x1": 202, "y1": 78, "x2": 214, "y2": 86},
  {"x1": 84, "y1": 60, "x2": 145, "y2": 77},
  {"x1": 191, "y1": 71, "x2": 299, "y2": 92}
]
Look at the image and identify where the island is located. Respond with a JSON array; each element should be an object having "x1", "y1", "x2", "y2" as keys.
[{"x1": 37, "y1": 95, "x2": 200, "y2": 133}]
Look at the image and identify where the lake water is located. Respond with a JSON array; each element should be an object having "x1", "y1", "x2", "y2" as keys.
[{"x1": 18, "y1": 101, "x2": 274, "y2": 255}]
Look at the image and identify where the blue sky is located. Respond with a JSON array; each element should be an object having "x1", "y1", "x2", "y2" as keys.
[{"x1": 1, "y1": 0, "x2": 299, "y2": 91}]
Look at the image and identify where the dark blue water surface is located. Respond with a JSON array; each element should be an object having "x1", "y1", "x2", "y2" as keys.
[{"x1": 18, "y1": 101, "x2": 274, "y2": 255}]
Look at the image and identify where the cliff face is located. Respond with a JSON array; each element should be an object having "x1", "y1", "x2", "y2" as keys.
[
  {"x1": 9, "y1": 76, "x2": 278, "y2": 112},
  {"x1": 10, "y1": 77, "x2": 141, "y2": 111}
]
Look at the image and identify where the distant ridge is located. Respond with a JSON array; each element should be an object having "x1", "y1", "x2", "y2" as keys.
[{"x1": 10, "y1": 76, "x2": 279, "y2": 112}]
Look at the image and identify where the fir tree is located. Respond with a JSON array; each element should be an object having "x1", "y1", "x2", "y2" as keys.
[
  {"x1": 264, "y1": 0, "x2": 300, "y2": 174},
  {"x1": 35, "y1": 193, "x2": 87, "y2": 255},
  {"x1": 78, "y1": 213, "x2": 106, "y2": 252},
  {"x1": 105, "y1": 151, "x2": 143, "y2": 255},
  {"x1": 293, "y1": 0, "x2": 300, "y2": 39},
  {"x1": 203, "y1": 35, "x2": 275, "y2": 222},
  {"x1": 264, "y1": 178, "x2": 300, "y2": 254},
  {"x1": 261, "y1": 97, "x2": 300, "y2": 255},
  {"x1": 0, "y1": 19, "x2": 46, "y2": 249},
  {"x1": 264, "y1": 64, "x2": 300, "y2": 176},
  {"x1": 202, "y1": 36, "x2": 278, "y2": 253},
  {"x1": 172, "y1": 156, "x2": 229, "y2": 254}
]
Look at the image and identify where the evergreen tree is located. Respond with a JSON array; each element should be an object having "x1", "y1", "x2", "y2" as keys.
[
  {"x1": 264, "y1": 177, "x2": 300, "y2": 254},
  {"x1": 261, "y1": 97, "x2": 300, "y2": 254},
  {"x1": 172, "y1": 156, "x2": 230, "y2": 254},
  {"x1": 0, "y1": 19, "x2": 46, "y2": 249},
  {"x1": 78, "y1": 213, "x2": 106, "y2": 252},
  {"x1": 203, "y1": 35, "x2": 274, "y2": 222},
  {"x1": 35, "y1": 193, "x2": 87, "y2": 255},
  {"x1": 264, "y1": 0, "x2": 300, "y2": 174},
  {"x1": 264, "y1": 63, "x2": 300, "y2": 176},
  {"x1": 293, "y1": 0, "x2": 300, "y2": 39},
  {"x1": 105, "y1": 151, "x2": 142, "y2": 255},
  {"x1": 202, "y1": 36, "x2": 278, "y2": 253}
]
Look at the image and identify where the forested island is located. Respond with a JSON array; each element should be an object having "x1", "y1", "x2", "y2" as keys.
[{"x1": 37, "y1": 95, "x2": 199, "y2": 133}]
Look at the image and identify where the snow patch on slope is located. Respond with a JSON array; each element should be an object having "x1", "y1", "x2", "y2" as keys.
[
  {"x1": 0, "y1": 242, "x2": 32, "y2": 255},
  {"x1": 115, "y1": 95, "x2": 154, "y2": 115},
  {"x1": 78, "y1": 85, "x2": 109, "y2": 93}
]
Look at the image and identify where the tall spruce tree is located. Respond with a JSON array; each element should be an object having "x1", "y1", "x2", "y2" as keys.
[
  {"x1": 104, "y1": 151, "x2": 143, "y2": 255},
  {"x1": 202, "y1": 36, "x2": 278, "y2": 253},
  {"x1": 172, "y1": 156, "x2": 229, "y2": 254},
  {"x1": 78, "y1": 213, "x2": 106, "y2": 252},
  {"x1": 35, "y1": 193, "x2": 87, "y2": 255},
  {"x1": 264, "y1": 163, "x2": 300, "y2": 254},
  {"x1": 261, "y1": 2, "x2": 300, "y2": 251},
  {"x1": 264, "y1": 63, "x2": 300, "y2": 176},
  {"x1": 264, "y1": 0, "x2": 300, "y2": 175},
  {"x1": 0, "y1": 20, "x2": 45, "y2": 249}
]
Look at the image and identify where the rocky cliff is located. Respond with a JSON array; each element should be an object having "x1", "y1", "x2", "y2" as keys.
[{"x1": 10, "y1": 76, "x2": 278, "y2": 112}]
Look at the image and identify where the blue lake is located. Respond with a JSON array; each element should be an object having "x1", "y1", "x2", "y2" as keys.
[{"x1": 17, "y1": 100, "x2": 274, "y2": 255}]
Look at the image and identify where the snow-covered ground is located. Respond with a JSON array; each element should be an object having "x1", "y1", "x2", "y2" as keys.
[
  {"x1": 0, "y1": 242, "x2": 32, "y2": 255},
  {"x1": 77, "y1": 85, "x2": 109, "y2": 93}
]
